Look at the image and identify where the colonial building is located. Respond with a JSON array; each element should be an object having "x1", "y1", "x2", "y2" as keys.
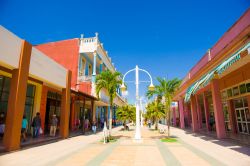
[
  {"x1": 173, "y1": 9, "x2": 250, "y2": 141},
  {"x1": 36, "y1": 33, "x2": 126, "y2": 131}
]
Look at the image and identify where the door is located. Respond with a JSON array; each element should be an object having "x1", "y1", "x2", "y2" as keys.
[{"x1": 234, "y1": 98, "x2": 250, "y2": 134}]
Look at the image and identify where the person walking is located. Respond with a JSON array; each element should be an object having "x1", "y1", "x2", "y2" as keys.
[
  {"x1": 50, "y1": 114, "x2": 58, "y2": 137},
  {"x1": 32, "y1": 112, "x2": 41, "y2": 138},
  {"x1": 21, "y1": 115, "x2": 28, "y2": 142},
  {"x1": 92, "y1": 120, "x2": 97, "y2": 134}
]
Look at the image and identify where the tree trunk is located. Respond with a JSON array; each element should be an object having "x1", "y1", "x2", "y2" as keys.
[
  {"x1": 168, "y1": 111, "x2": 170, "y2": 137},
  {"x1": 109, "y1": 104, "x2": 113, "y2": 136},
  {"x1": 155, "y1": 118, "x2": 158, "y2": 130}
]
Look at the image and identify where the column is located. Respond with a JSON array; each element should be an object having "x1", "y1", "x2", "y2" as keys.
[
  {"x1": 247, "y1": 95, "x2": 250, "y2": 111},
  {"x1": 93, "y1": 52, "x2": 97, "y2": 76},
  {"x1": 190, "y1": 96, "x2": 199, "y2": 132},
  {"x1": 195, "y1": 95, "x2": 202, "y2": 129},
  {"x1": 179, "y1": 99, "x2": 185, "y2": 129},
  {"x1": 91, "y1": 100, "x2": 95, "y2": 123},
  {"x1": 91, "y1": 52, "x2": 97, "y2": 96},
  {"x1": 173, "y1": 107, "x2": 176, "y2": 126},
  {"x1": 70, "y1": 97, "x2": 75, "y2": 131},
  {"x1": 3, "y1": 40, "x2": 32, "y2": 151},
  {"x1": 227, "y1": 100, "x2": 237, "y2": 134},
  {"x1": 60, "y1": 70, "x2": 72, "y2": 138},
  {"x1": 203, "y1": 93, "x2": 210, "y2": 131},
  {"x1": 211, "y1": 78, "x2": 226, "y2": 139}
]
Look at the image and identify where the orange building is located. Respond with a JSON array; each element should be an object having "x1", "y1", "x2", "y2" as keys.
[
  {"x1": 0, "y1": 26, "x2": 71, "y2": 151},
  {"x1": 173, "y1": 9, "x2": 250, "y2": 141}
]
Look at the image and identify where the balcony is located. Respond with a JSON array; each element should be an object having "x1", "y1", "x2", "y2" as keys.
[{"x1": 78, "y1": 75, "x2": 92, "y2": 82}]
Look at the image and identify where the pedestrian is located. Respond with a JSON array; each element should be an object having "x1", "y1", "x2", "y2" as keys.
[
  {"x1": 21, "y1": 115, "x2": 28, "y2": 142},
  {"x1": 92, "y1": 120, "x2": 97, "y2": 134},
  {"x1": 209, "y1": 113, "x2": 215, "y2": 131},
  {"x1": 32, "y1": 112, "x2": 41, "y2": 138},
  {"x1": 0, "y1": 113, "x2": 5, "y2": 138},
  {"x1": 101, "y1": 118, "x2": 104, "y2": 128},
  {"x1": 85, "y1": 119, "x2": 89, "y2": 132},
  {"x1": 50, "y1": 114, "x2": 58, "y2": 137},
  {"x1": 148, "y1": 119, "x2": 151, "y2": 128}
]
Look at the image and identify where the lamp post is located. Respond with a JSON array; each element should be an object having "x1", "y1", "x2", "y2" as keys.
[{"x1": 121, "y1": 65, "x2": 154, "y2": 140}]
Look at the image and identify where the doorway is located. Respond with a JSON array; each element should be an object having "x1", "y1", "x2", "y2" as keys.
[
  {"x1": 45, "y1": 92, "x2": 61, "y2": 134},
  {"x1": 234, "y1": 98, "x2": 250, "y2": 134}
]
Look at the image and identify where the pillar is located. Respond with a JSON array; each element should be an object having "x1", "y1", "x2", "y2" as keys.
[
  {"x1": 195, "y1": 95, "x2": 202, "y2": 129},
  {"x1": 91, "y1": 100, "x2": 95, "y2": 123},
  {"x1": 203, "y1": 93, "x2": 210, "y2": 131},
  {"x1": 3, "y1": 40, "x2": 32, "y2": 151},
  {"x1": 179, "y1": 99, "x2": 185, "y2": 129},
  {"x1": 190, "y1": 96, "x2": 199, "y2": 132},
  {"x1": 93, "y1": 52, "x2": 97, "y2": 76},
  {"x1": 247, "y1": 95, "x2": 250, "y2": 111},
  {"x1": 228, "y1": 100, "x2": 237, "y2": 134},
  {"x1": 211, "y1": 78, "x2": 226, "y2": 139},
  {"x1": 60, "y1": 70, "x2": 72, "y2": 138},
  {"x1": 173, "y1": 107, "x2": 176, "y2": 126},
  {"x1": 70, "y1": 97, "x2": 75, "y2": 131}
]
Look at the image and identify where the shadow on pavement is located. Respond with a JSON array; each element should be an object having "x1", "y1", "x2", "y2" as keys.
[{"x1": 182, "y1": 128, "x2": 250, "y2": 156}]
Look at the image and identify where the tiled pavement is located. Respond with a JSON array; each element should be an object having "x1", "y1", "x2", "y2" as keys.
[{"x1": 0, "y1": 125, "x2": 250, "y2": 166}]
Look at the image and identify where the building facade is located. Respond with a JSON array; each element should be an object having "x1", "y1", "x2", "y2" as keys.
[
  {"x1": 36, "y1": 33, "x2": 126, "y2": 131},
  {"x1": 173, "y1": 9, "x2": 250, "y2": 140},
  {"x1": 0, "y1": 26, "x2": 71, "y2": 151}
]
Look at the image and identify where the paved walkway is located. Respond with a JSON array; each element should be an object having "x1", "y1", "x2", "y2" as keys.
[{"x1": 0, "y1": 125, "x2": 250, "y2": 166}]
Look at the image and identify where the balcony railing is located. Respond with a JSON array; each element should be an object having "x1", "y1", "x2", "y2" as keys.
[{"x1": 78, "y1": 75, "x2": 92, "y2": 82}]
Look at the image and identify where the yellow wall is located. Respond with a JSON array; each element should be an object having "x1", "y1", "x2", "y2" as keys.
[{"x1": 0, "y1": 70, "x2": 42, "y2": 118}]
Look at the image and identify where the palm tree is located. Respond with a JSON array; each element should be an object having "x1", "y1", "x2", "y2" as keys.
[
  {"x1": 145, "y1": 100, "x2": 165, "y2": 130},
  {"x1": 95, "y1": 70, "x2": 122, "y2": 135},
  {"x1": 116, "y1": 105, "x2": 136, "y2": 130},
  {"x1": 146, "y1": 77, "x2": 181, "y2": 137}
]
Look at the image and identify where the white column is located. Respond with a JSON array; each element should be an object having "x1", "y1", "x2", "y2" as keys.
[
  {"x1": 91, "y1": 52, "x2": 97, "y2": 96},
  {"x1": 135, "y1": 65, "x2": 141, "y2": 140},
  {"x1": 93, "y1": 52, "x2": 97, "y2": 76}
]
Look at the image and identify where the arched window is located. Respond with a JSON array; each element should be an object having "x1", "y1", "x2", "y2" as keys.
[{"x1": 80, "y1": 58, "x2": 86, "y2": 76}]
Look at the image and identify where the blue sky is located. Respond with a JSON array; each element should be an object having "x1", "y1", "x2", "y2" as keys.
[{"x1": 1, "y1": 0, "x2": 249, "y2": 104}]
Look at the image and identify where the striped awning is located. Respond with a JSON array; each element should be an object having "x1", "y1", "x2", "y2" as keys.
[{"x1": 184, "y1": 42, "x2": 250, "y2": 102}]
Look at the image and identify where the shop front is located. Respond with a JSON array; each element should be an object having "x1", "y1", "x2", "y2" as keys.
[{"x1": 45, "y1": 91, "x2": 62, "y2": 134}]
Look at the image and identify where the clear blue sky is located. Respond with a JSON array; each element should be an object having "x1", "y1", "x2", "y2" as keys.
[{"x1": 1, "y1": 0, "x2": 249, "y2": 104}]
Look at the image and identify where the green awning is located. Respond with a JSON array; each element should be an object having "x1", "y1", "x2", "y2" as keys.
[{"x1": 184, "y1": 42, "x2": 250, "y2": 103}]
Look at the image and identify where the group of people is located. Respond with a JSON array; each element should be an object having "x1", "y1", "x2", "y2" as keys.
[
  {"x1": 21, "y1": 112, "x2": 58, "y2": 142},
  {"x1": 83, "y1": 118, "x2": 97, "y2": 134}
]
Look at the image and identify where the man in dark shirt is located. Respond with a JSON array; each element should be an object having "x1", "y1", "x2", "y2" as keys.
[{"x1": 32, "y1": 112, "x2": 41, "y2": 138}]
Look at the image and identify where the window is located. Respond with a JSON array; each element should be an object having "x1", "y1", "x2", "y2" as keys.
[
  {"x1": 88, "y1": 64, "x2": 92, "y2": 76},
  {"x1": 239, "y1": 84, "x2": 247, "y2": 94},
  {"x1": 246, "y1": 83, "x2": 250, "y2": 92},
  {"x1": 227, "y1": 89, "x2": 233, "y2": 98},
  {"x1": 80, "y1": 58, "x2": 86, "y2": 76},
  {"x1": 0, "y1": 76, "x2": 11, "y2": 118},
  {"x1": 221, "y1": 91, "x2": 227, "y2": 100},
  {"x1": 25, "y1": 84, "x2": 36, "y2": 132},
  {"x1": 234, "y1": 99, "x2": 244, "y2": 109},
  {"x1": 232, "y1": 87, "x2": 239, "y2": 96}
]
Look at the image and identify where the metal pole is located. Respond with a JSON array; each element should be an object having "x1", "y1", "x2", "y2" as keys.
[{"x1": 135, "y1": 65, "x2": 141, "y2": 140}]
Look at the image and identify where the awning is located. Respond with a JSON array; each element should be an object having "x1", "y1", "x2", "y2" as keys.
[{"x1": 184, "y1": 42, "x2": 250, "y2": 102}]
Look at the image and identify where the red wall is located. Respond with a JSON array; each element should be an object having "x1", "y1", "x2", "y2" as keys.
[{"x1": 35, "y1": 39, "x2": 79, "y2": 90}]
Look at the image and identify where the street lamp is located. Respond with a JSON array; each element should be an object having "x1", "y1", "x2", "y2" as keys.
[{"x1": 121, "y1": 65, "x2": 154, "y2": 140}]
